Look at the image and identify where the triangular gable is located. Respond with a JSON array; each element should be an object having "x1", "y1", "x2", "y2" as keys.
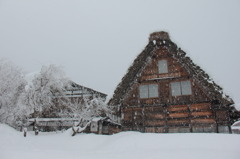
[{"x1": 109, "y1": 31, "x2": 233, "y2": 107}]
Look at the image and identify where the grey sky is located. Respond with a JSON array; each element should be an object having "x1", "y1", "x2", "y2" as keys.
[{"x1": 0, "y1": 0, "x2": 239, "y2": 105}]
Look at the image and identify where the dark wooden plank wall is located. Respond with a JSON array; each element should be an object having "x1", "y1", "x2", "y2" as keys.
[
  {"x1": 120, "y1": 47, "x2": 231, "y2": 133},
  {"x1": 121, "y1": 103, "x2": 230, "y2": 133}
]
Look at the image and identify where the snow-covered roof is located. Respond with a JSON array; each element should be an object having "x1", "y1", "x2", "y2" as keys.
[
  {"x1": 232, "y1": 121, "x2": 240, "y2": 127},
  {"x1": 66, "y1": 81, "x2": 107, "y2": 99},
  {"x1": 91, "y1": 117, "x2": 121, "y2": 126},
  {"x1": 92, "y1": 117, "x2": 105, "y2": 122},
  {"x1": 28, "y1": 118, "x2": 80, "y2": 122},
  {"x1": 25, "y1": 72, "x2": 107, "y2": 100}
]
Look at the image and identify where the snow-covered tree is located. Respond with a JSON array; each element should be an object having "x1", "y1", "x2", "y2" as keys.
[
  {"x1": 25, "y1": 64, "x2": 111, "y2": 122},
  {"x1": 67, "y1": 97, "x2": 111, "y2": 135},
  {"x1": 64, "y1": 97, "x2": 111, "y2": 122},
  {"x1": 24, "y1": 64, "x2": 69, "y2": 118},
  {"x1": 0, "y1": 59, "x2": 27, "y2": 126},
  {"x1": 0, "y1": 61, "x2": 111, "y2": 132}
]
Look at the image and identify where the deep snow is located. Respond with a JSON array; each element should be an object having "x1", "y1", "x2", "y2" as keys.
[{"x1": 0, "y1": 124, "x2": 239, "y2": 159}]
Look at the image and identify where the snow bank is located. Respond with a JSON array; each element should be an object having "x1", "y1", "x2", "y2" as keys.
[{"x1": 0, "y1": 124, "x2": 240, "y2": 159}]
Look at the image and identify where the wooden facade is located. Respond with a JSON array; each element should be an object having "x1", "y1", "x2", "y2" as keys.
[{"x1": 109, "y1": 31, "x2": 236, "y2": 133}]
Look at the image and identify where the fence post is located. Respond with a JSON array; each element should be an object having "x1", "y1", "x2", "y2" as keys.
[{"x1": 23, "y1": 127, "x2": 27, "y2": 137}]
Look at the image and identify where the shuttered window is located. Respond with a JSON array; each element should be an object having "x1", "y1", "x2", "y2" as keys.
[
  {"x1": 158, "y1": 60, "x2": 168, "y2": 74},
  {"x1": 139, "y1": 84, "x2": 158, "y2": 98},
  {"x1": 171, "y1": 80, "x2": 192, "y2": 96}
]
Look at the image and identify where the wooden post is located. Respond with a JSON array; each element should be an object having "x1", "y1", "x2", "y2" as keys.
[
  {"x1": 228, "y1": 125, "x2": 232, "y2": 134},
  {"x1": 20, "y1": 126, "x2": 23, "y2": 132},
  {"x1": 226, "y1": 108, "x2": 232, "y2": 134},
  {"x1": 34, "y1": 126, "x2": 39, "y2": 135},
  {"x1": 23, "y1": 127, "x2": 27, "y2": 137},
  {"x1": 131, "y1": 107, "x2": 134, "y2": 131},
  {"x1": 212, "y1": 106, "x2": 218, "y2": 133},
  {"x1": 143, "y1": 105, "x2": 145, "y2": 133}
]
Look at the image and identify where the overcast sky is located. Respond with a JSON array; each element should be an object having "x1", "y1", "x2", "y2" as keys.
[{"x1": 0, "y1": 0, "x2": 239, "y2": 105}]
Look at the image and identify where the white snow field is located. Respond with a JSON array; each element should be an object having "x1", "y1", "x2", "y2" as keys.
[{"x1": 0, "y1": 124, "x2": 239, "y2": 159}]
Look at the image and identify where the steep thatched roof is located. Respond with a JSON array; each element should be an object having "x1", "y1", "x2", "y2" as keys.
[
  {"x1": 69, "y1": 81, "x2": 107, "y2": 98},
  {"x1": 108, "y1": 31, "x2": 234, "y2": 107}
]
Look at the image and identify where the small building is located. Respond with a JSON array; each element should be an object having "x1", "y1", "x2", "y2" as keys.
[
  {"x1": 108, "y1": 31, "x2": 238, "y2": 133},
  {"x1": 34, "y1": 81, "x2": 108, "y2": 118},
  {"x1": 28, "y1": 81, "x2": 108, "y2": 132},
  {"x1": 89, "y1": 117, "x2": 121, "y2": 135},
  {"x1": 52, "y1": 82, "x2": 107, "y2": 112}
]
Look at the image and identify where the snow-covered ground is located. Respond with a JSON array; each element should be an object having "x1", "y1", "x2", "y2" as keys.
[{"x1": 0, "y1": 124, "x2": 240, "y2": 159}]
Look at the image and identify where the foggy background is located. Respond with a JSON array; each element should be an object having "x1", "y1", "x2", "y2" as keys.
[{"x1": 0, "y1": 0, "x2": 239, "y2": 105}]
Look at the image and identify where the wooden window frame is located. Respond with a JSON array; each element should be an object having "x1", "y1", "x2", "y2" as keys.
[
  {"x1": 170, "y1": 80, "x2": 192, "y2": 97},
  {"x1": 158, "y1": 59, "x2": 168, "y2": 74},
  {"x1": 139, "y1": 84, "x2": 159, "y2": 99}
]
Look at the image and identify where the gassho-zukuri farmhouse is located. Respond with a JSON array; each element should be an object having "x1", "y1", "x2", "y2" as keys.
[{"x1": 108, "y1": 31, "x2": 239, "y2": 134}]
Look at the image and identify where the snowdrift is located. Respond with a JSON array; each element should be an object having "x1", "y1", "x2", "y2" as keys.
[{"x1": 0, "y1": 124, "x2": 240, "y2": 159}]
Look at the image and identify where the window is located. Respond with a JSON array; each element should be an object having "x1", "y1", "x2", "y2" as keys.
[
  {"x1": 158, "y1": 60, "x2": 168, "y2": 74},
  {"x1": 171, "y1": 82, "x2": 181, "y2": 96},
  {"x1": 139, "y1": 85, "x2": 148, "y2": 98},
  {"x1": 149, "y1": 84, "x2": 158, "y2": 98},
  {"x1": 171, "y1": 80, "x2": 192, "y2": 96},
  {"x1": 139, "y1": 84, "x2": 158, "y2": 98}
]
